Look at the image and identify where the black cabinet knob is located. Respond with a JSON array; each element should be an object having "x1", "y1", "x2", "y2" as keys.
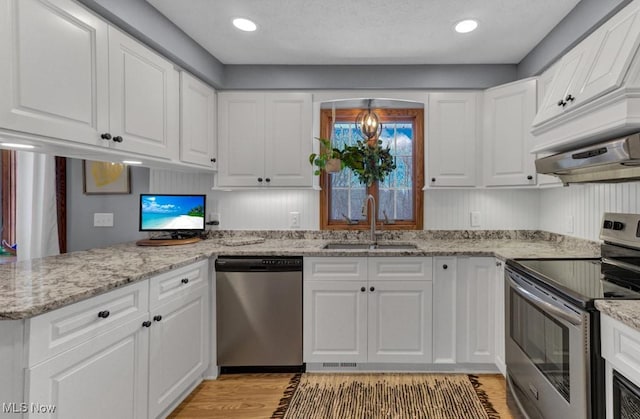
[
  {"x1": 153, "y1": 315, "x2": 162, "y2": 322},
  {"x1": 442, "y1": 264, "x2": 448, "y2": 270},
  {"x1": 565, "y1": 94, "x2": 575, "y2": 102},
  {"x1": 98, "y1": 310, "x2": 110, "y2": 318},
  {"x1": 142, "y1": 321, "x2": 152, "y2": 328},
  {"x1": 257, "y1": 177, "x2": 263, "y2": 182},
  {"x1": 496, "y1": 261, "x2": 502, "y2": 267},
  {"x1": 360, "y1": 287, "x2": 366, "y2": 292},
  {"x1": 181, "y1": 278, "x2": 189, "y2": 284},
  {"x1": 369, "y1": 286, "x2": 375, "y2": 292},
  {"x1": 431, "y1": 178, "x2": 436, "y2": 182},
  {"x1": 265, "y1": 178, "x2": 271, "y2": 183},
  {"x1": 100, "y1": 133, "x2": 112, "y2": 140},
  {"x1": 557, "y1": 99, "x2": 566, "y2": 107},
  {"x1": 112, "y1": 136, "x2": 123, "y2": 143},
  {"x1": 527, "y1": 175, "x2": 533, "y2": 180},
  {"x1": 211, "y1": 158, "x2": 216, "y2": 163}
]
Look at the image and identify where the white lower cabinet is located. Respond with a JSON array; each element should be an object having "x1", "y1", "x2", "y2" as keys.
[
  {"x1": 432, "y1": 256, "x2": 501, "y2": 370},
  {"x1": 27, "y1": 315, "x2": 150, "y2": 419},
  {"x1": 303, "y1": 257, "x2": 433, "y2": 364},
  {"x1": 24, "y1": 260, "x2": 209, "y2": 419},
  {"x1": 148, "y1": 289, "x2": 209, "y2": 418}
]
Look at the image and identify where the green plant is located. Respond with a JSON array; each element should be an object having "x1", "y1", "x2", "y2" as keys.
[
  {"x1": 308, "y1": 137, "x2": 344, "y2": 175},
  {"x1": 341, "y1": 139, "x2": 396, "y2": 186}
]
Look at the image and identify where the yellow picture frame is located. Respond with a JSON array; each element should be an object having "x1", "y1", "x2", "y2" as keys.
[{"x1": 83, "y1": 160, "x2": 131, "y2": 195}]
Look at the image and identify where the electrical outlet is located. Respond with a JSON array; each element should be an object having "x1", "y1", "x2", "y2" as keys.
[
  {"x1": 94, "y1": 213, "x2": 114, "y2": 227},
  {"x1": 289, "y1": 211, "x2": 300, "y2": 229},
  {"x1": 566, "y1": 216, "x2": 574, "y2": 233},
  {"x1": 470, "y1": 211, "x2": 481, "y2": 227}
]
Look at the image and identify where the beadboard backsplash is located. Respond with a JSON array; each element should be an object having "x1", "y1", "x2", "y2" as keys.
[
  {"x1": 539, "y1": 182, "x2": 640, "y2": 241},
  {"x1": 150, "y1": 169, "x2": 544, "y2": 230}
]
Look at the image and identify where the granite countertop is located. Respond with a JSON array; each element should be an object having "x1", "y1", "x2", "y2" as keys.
[
  {"x1": 596, "y1": 300, "x2": 640, "y2": 332},
  {"x1": 0, "y1": 230, "x2": 600, "y2": 320}
]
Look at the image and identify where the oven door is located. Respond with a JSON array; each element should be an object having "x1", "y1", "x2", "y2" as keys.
[{"x1": 505, "y1": 267, "x2": 590, "y2": 419}]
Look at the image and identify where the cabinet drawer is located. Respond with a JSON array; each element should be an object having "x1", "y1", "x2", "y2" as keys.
[
  {"x1": 602, "y1": 314, "x2": 640, "y2": 387},
  {"x1": 27, "y1": 280, "x2": 148, "y2": 367},
  {"x1": 149, "y1": 260, "x2": 208, "y2": 309},
  {"x1": 304, "y1": 257, "x2": 367, "y2": 281},
  {"x1": 368, "y1": 257, "x2": 433, "y2": 281}
]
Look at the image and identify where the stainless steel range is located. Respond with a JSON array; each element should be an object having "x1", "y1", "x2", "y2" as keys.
[{"x1": 505, "y1": 212, "x2": 640, "y2": 419}]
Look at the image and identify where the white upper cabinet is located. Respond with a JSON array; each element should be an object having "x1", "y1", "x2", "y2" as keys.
[
  {"x1": 536, "y1": 64, "x2": 563, "y2": 186},
  {"x1": 533, "y1": 1, "x2": 640, "y2": 129},
  {"x1": 427, "y1": 92, "x2": 480, "y2": 187},
  {"x1": 0, "y1": 0, "x2": 109, "y2": 145},
  {"x1": 180, "y1": 72, "x2": 217, "y2": 169},
  {"x1": 108, "y1": 27, "x2": 179, "y2": 160},
  {"x1": 217, "y1": 92, "x2": 266, "y2": 186},
  {"x1": 217, "y1": 92, "x2": 312, "y2": 187},
  {"x1": 0, "y1": 0, "x2": 182, "y2": 162},
  {"x1": 483, "y1": 79, "x2": 537, "y2": 186},
  {"x1": 264, "y1": 93, "x2": 313, "y2": 187}
]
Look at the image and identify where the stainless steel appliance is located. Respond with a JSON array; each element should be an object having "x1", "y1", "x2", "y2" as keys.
[
  {"x1": 506, "y1": 212, "x2": 640, "y2": 419},
  {"x1": 215, "y1": 256, "x2": 303, "y2": 369},
  {"x1": 535, "y1": 133, "x2": 640, "y2": 184}
]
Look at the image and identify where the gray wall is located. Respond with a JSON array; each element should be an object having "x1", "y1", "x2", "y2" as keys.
[
  {"x1": 76, "y1": 0, "x2": 225, "y2": 88},
  {"x1": 77, "y1": 0, "x2": 630, "y2": 88},
  {"x1": 223, "y1": 64, "x2": 517, "y2": 90},
  {"x1": 517, "y1": 0, "x2": 632, "y2": 78},
  {"x1": 67, "y1": 159, "x2": 149, "y2": 252}
]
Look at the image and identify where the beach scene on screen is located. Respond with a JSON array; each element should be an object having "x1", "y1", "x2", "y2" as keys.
[{"x1": 141, "y1": 195, "x2": 204, "y2": 229}]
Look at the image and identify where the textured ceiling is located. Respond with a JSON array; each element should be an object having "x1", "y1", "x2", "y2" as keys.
[{"x1": 147, "y1": 0, "x2": 580, "y2": 65}]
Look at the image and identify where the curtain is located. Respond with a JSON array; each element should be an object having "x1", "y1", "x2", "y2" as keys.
[{"x1": 16, "y1": 151, "x2": 59, "y2": 261}]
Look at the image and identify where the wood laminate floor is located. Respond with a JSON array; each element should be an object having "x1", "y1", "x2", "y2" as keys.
[{"x1": 169, "y1": 373, "x2": 520, "y2": 419}]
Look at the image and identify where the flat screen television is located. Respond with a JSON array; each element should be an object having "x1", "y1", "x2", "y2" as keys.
[{"x1": 139, "y1": 194, "x2": 206, "y2": 237}]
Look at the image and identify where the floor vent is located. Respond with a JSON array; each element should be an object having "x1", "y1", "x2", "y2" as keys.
[{"x1": 321, "y1": 362, "x2": 357, "y2": 368}]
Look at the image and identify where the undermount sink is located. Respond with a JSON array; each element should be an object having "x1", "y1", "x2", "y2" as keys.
[{"x1": 323, "y1": 243, "x2": 418, "y2": 250}]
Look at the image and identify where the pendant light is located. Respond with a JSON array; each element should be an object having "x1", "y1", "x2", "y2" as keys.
[{"x1": 355, "y1": 99, "x2": 382, "y2": 140}]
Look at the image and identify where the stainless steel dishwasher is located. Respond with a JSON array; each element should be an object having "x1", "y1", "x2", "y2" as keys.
[{"x1": 215, "y1": 256, "x2": 303, "y2": 369}]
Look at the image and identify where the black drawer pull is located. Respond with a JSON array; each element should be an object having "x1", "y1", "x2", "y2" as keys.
[
  {"x1": 181, "y1": 278, "x2": 189, "y2": 284},
  {"x1": 142, "y1": 321, "x2": 152, "y2": 328},
  {"x1": 369, "y1": 286, "x2": 375, "y2": 292},
  {"x1": 98, "y1": 310, "x2": 110, "y2": 319},
  {"x1": 100, "y1": 133, "x2": 111, "y2": 140},
  {"x1": 153, "y1": 315, "x2": 162, "y2": 322},
  {"x1": 443, "y1": 264, "x2": 448, "y2": 270},
  {"x1": 360, "y1": 287, "x2": 366, "y2": 292},
  {"x1": 112, "y1": 136, "x2": 123, "y2": 143}
]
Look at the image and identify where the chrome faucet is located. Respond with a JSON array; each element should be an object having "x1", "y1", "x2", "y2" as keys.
[{"x1": 363, "y1": 194, "x2": 377, "y2": 242}]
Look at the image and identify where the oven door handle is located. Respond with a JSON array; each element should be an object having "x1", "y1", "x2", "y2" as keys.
[{"x1": 507, "y1": 275, "x2": 583, "y2": 326}]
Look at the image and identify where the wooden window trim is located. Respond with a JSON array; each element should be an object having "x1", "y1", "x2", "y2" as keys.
[
  {"x1": 1, "y1": 150, "x2": 16, "y2": 245},
  {"x1": 319, "y1": 108, "x2": 424, "y2": 230}
]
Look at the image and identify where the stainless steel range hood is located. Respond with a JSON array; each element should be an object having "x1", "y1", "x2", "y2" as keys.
[{"x1": 535, "y1": 134, "x2": 640, "y2": 184}]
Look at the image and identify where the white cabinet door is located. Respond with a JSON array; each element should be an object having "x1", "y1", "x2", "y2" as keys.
[
  {"x1": 483, "y1": 79, "x2": 537, "y2": 186},
  {"x1": 532, "y1": 38, "x2": 597, "y2": 127},
  {"x1": 533, "y1": 1, "x2": 640, "y2": 128},
  {"x1": 303, "y1": 280, "x2": 367, "y2": 363},
  {"x1": 27, "y1": 316, "x2": 149, "y2": 419},
  {"x1": 264, "y1": 93, "x2": 312, "y2": 186},
  {"x1": 427, "y1": 92, "x2": 479, "y2": 187},
  {"x1": 0, "y1": 0, "x2": 109, "y2": 145},
  {"x1": 180, "y1": 72, "x2": 216, "y2": 168},
  {"x1": 217, "y1": 92, "x2": 265, "y2": 187},
  {"x1": 108, "y1": 27, "x2": 179, "y2": 160},
  {"x1": 148, "y1": 287, "x2": 209, "y2": 418},
  {"x1": 536, "y1": 65, "x2": 563, "y2": 186},
  {"x1": 457, "y1": 257, "x2": 496, "y2": 364},
  {"x1": 432, "y1": 257, "x2": 457, "y2": 364},
  {"x1": 367, "y1": 280, "x2": 432, "y2": 363},
  {"x1": 494, "y1": 259, "x2": 506, "y2": 375}
]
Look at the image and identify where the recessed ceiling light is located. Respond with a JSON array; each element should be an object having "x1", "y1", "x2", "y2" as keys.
[
  {"x1": 122, "y1": 160, "x2": 142, "y2": 165},
  {"x1": 455, "y1": 19, "x2": 478, "y2": 34},
  {"x1": 233, "y1": 18, "x2": 257, "y2": 32},
  {"x1": 1, "y1": 142, "x2": 35, "y2": 149}
]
